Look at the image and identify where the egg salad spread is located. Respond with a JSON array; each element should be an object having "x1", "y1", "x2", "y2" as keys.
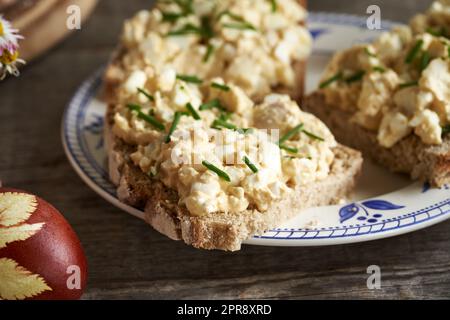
[
  {"x1": 110, "y1": 0, "x2": 338, "y2": 217},
  {"x1": 319, "y1": 0, "x2": 450, "y2": 148}
]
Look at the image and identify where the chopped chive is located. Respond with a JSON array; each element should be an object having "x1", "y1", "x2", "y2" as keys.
[
  {"x1": 243, "y1": 156, "x2": 258, "y2": 173},
  {"x1": 373, "y1": 66, "x2": 386, "y2": 73},
  {"x1": 186, "y1": 103, "x2": 201, "y2": 120},
  {"x1": 223, "y1": 22, "x2": 256, "y2": 31},
  {"x1": 212, "y1": 119, "x2": 237, "y2": 130},
  {"x1": 200, "y1": 16, "x2": 214, "y2": 39},
  {"x1": 138, "y1": 113, "x2": 165, "y2": 131},
  {"x1": 319, "y1": 72, "x2": 342, "y2": 89},
  {"x1": 278, "y1": 124, "x2": 304, "y2": 145},
  {"x1": 216, "y1": 10, "x2": 245, "y2": 22},
  {"x1": 399, "y1": 81, "x2": 419, "y2": 89},
  {"x1": 199, "y1": 98, "x2": 226, "y2": 111},
  {"x1": 127, "y1": 104, "x2": 165, "y2": 131},
  {"x1": 137, "y1": 88, "x2": 155, "y2": 101},
  {"x1": 279, "y1": 145, "x2": 298, "y2": 154},
  {"x1": 420, "y1": 51, "x2": 431, "y2": 72},
  {"x1": 211, "y1": 82, "x2": 231, "y2": 92},
  {"x1": 302, "y1": 130, "x2": 325, "y2": 141},
  {"x1": 218, "y1": 111, "x2": 232, "y2": 121},
  {"x1": 270, "y1": 0, "x2": 277, "y2": 12},
  {"x1": 365, "y1": 47, "x2": 377, "y2": 57},
  {"x1": 426, "y1": 27, "x2": 446, "y2": 37},
  {"x1": 345, "y1": 70, "x2": 366, "y2": 83},
  {"x1": 165, "y1": 111, "x2": 183, "y2": 143},
  {"x1": 202, "y1": 160, "x2": 231, "y2": 182},
  {"x1": 442, "y1": 125, "x2": 450, "y2": 136},
  {"x1": 203, "y1": 43, "x2": 215, "y2": 63},
  {"x1": 173, "y1": 0, "x2": 193, "y2": 15},
  {"x1": 176, "y1": 74, "x2": 203, "y2": 84},
  {"x1": 405, "y1": 40, "x2": 424, "y2": 64}
]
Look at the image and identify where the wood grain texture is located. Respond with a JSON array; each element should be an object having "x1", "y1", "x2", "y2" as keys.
[{"x1": 1, "y1": 0, "x2": 449, "y2": 299}]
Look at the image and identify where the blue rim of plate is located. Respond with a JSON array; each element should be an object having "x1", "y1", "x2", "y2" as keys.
[{"x1": 62, "y1": 13, "x2": 450, "y2": 245}]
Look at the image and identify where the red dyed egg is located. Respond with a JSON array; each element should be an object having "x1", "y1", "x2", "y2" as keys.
[{"x1": 0, "y1": 188, "x2": 87, "y2": 300}]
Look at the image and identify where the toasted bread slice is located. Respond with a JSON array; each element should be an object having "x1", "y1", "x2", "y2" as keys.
[
  {"x1": 304, "y1": 92, "x2": 450, "y2": 187},
  {"x1": 105, "y1": 110, "x2": 363, "y2": 251}
]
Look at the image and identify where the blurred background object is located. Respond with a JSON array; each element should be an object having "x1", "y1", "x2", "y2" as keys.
[{"x1": 1, "y1": 0, "x2": 98, "y2": 61}]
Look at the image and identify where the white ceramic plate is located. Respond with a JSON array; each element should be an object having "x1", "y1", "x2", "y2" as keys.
[{"x1": 62, "y1": 13, "x2": 450, "y2": 247}]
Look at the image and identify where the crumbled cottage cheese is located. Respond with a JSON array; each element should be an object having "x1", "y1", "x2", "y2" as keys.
[
  {"x1": 111, "y1": 0, "x2": 338, "y2": 216},
  {"x1": 319, "y1": 0, "x2": 450, "y2": 148}
]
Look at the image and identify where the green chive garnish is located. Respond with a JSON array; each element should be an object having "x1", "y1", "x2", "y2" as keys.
[
  {"x1": 176, "y1": 74, "x2": 203, "y2": 84},
  {"x1": 243, "y1": 156, "x2": 258, "y2": 173},
  {"x1": 345, "y1": 70, "x2": 366, "y2": 83},
  {"x1": 127, "y1": 104, "x2": 165, "y2": 131},
  {"x1": 278, "y1": 124, "x2": 304, "y2": 145},
  {"x1": 373, "y1": 66, "x2": 386, "y2": 73},
  {"x1": 270, "y1": 0, "x2": 277, "y2": 12},
  {"x1": 137, "y1": 88, "x2": 154, "y2": 101},
  {"x1": 212, "y1": 119, "x2": 237, "y2": 130},
  {"x1": 173, "y1": 0, "x2": 193, "y2": 15},
  {"x1": 127, "y1": 103, "x2": 141, "y2": 113},
  {"x1": 138, "y1": 114, "x2": 165, "y2": 131},
  {"x1": 162, "y1": 12, "x2": 184, "y2": 23},
  {"x1": 223, "y1": 22, "x2": 256, "y2": 31},
  {"x1": 200, "y1": 16, "x2": 214, "y2": 39},
  {"x1": 405, "y1": 40, "x2": 424, "y2": 64},
  {"x1": 186, "y1": 103, "x2": 201, "y2": 120},
  {"x1": 319, "y1": 72, "x2": 342, "y2": 89},
  {"x1": 420, "y1": 51, "x2": 431, "y2": 72},
  {"x1": 426, "y1": 27, "x2": 446, "y2": 37},
  {"x1": 442, "y1": 125, "x2": 450, "y2": 136},
  {"x1": 165, "y1": 111, "x2": 183, "y2": 143},
  {"x1": 399, "y1": 81, "x2": 419, "y2": 89},
  {"x1": 211, "y1": 82, "x2": 231, "y2": 92},
  {"x1": 203, "y1": 43, "x2": 215, "y2": 63},
  {"x1": 166, "y1": 23, "x2": 202, "y2": 36},
  {"x1": 202, "y1": 161, "x2": 231, "y2": 182},
  {"x1": 199, "y1": 98, "x2": 226, "y2": 111},
  {"x1": 302, "y1": 130, "x2": 325, "y2": 141},
  {"x1": 217, "y1": 10, "x2": 245, "y2": 22},
  {"x1": 219, "y1": 111, "x2": 232, "y2": 121},
  {"x1": 279, "y1": 145, "x2": 298, "y2": 154}
]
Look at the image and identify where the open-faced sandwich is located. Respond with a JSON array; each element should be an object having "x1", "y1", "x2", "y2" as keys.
[
  {"x1": 305, "y1": 0, "x2": 450, "y2": 186},
  {"x1": 103, "y1": 0, "x2": 363, "y2": 251}
]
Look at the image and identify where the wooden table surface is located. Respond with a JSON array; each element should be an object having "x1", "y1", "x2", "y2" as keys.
[{"x1": 1, "y1": 0, "x2": 449, "y2": 299}]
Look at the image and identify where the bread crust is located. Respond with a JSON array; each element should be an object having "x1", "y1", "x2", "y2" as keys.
[{"x1": 304, "y1": 92, "x2": 450, "y2": 187}]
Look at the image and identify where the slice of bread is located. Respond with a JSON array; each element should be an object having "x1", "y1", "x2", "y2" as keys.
[
  {"x1": 304, "y1": 92, "x2": 450, "y2": 187},
  {"x1": 105, "y1": 110, "x2": 363, "y2": 251},
  {"x1": 102, "y1": 0, "x2": 363, "y2": 251}
]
